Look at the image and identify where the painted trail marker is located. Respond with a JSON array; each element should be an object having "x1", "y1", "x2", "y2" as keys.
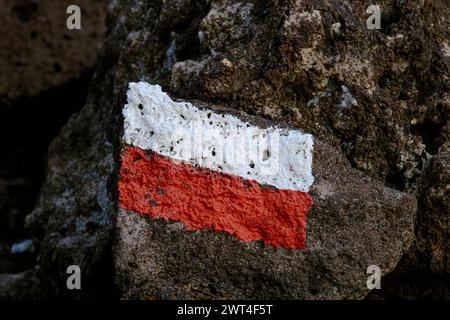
[{"x1": 119, "y1": 82, "x2": 315, "y2": 249}]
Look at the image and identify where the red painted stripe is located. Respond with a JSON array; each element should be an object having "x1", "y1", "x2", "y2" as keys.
[{"x1": 118, "y1": 146, "x2": 313, "y2": 249}]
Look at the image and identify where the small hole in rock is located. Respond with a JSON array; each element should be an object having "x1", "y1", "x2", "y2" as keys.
[
  {"x1": 12, "y1": 2, "x2": 38, "y2": 23},
  {"x1": 149, "y1": 200, "x2": 158, "y2": 207},
  {"x1": 53, "y1": 63, "x2": 62, "y2": 73}
]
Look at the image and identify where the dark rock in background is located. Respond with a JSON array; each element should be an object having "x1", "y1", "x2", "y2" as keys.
[
  {"x1": 0, "y1": 0, "x2": 110, "y2": 298},
  {"x1": 0, "y1": 78, "x2": 97, "y2": 242},
  {"x1": 0, "y1": 0, "x2": 449, "y2": 299},
  {"x1": 0, "y1": 270, "x2": 48, "y2": 300},
  {"x1": 0, "y1": 0, "x2": 108, "y2": 105}
]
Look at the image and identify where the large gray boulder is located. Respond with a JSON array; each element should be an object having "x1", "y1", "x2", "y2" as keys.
[{"x1": 114, "y1": 91, "x2": 415, "y2": 299}]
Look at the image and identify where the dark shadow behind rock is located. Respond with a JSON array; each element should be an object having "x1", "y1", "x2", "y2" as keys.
[
  {"x1": 368, "y1": 149, "x2": 450, "y2": 299},
  {"x1": 0, "y1": 0, "x2": 110, "y2": 299}
]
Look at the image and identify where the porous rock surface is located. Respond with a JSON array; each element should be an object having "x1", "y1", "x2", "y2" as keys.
[{"x1": 2, "y1": 0, "x2": 448, "y2": 299}]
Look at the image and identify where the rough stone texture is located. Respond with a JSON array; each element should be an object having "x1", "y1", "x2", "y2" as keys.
[
  {"x1": 115, "y1": 133, "x2": 416, "y2": 299},
  {"x1": 23, "y1": 83, "x2": 117, "y2": 298},
  {"x1": 5, "y1": 0, "x2": 447, "y2": 299},
  {"x1": 167, "y1": 0, "x2": 450, "y2": 193},
  {"x1": 0, "y1": 0, "x2": 109, "y2": 104},
  {"x1": 369, "y1": 149, "x2": 450, "y2": 299},
  {"x1": 413, "y1": 150, "x2": 450, "y2": 275}
]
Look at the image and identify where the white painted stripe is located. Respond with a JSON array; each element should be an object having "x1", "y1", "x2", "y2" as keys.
[{"x1": 123, "y1": 82, "x2": 314, "y2": 192}]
